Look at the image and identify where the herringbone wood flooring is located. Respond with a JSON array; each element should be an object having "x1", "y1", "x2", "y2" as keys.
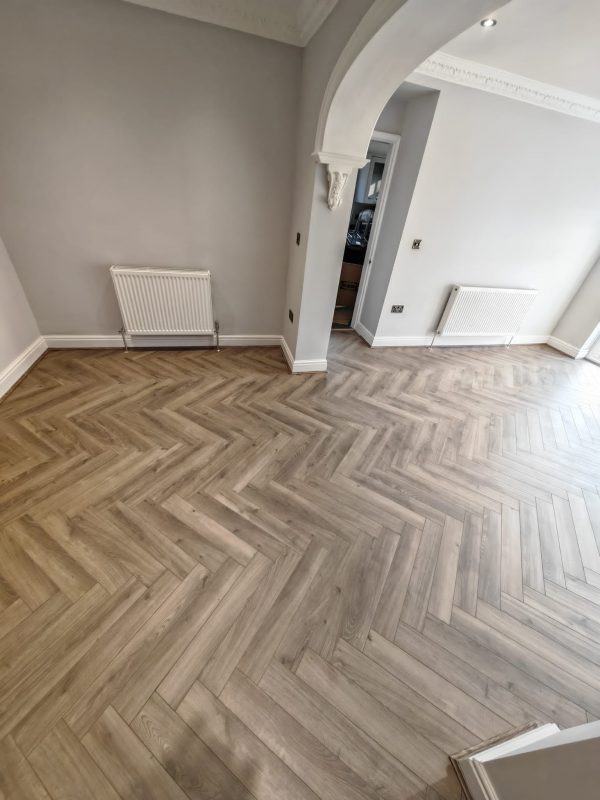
[{"x1": 1, "y1": 334, "x2": 600, "y2": 799}]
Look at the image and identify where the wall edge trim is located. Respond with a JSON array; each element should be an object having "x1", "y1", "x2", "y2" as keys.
[{"x1": 0, "y1": 336, "x2": 48, "y2": 399}]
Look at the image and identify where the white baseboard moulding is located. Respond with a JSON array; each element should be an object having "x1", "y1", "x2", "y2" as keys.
[
  {"x1": 44, "y1": 334, "x2": 283, "y2": 349},
  {"x1": 41, "y1": 334, "x2": 329, "y2": 374},
  {"x1": 43, "y1": 334, "x2": 329, "y2": 374},
  {"x1": 546, "y1": 336, "x2": 588, "y2": 359},
  {"x1": 369, "y1": 334, "x2": 550, "y2": 347},
  {"x1": 281, "y1": 338, "x2": 328, "y2": 373},
  {"x1": 0, "y1": 336, "x2": 48, "y2": 399},
  {"x1": 1, "y1": 331, "x2": 587, "y2": 401},
  {"x1": 355, "y1": 327, "x2": 592, "y2": 359}
]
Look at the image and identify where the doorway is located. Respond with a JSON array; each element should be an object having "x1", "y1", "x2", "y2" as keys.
[{"x1": 331, "y1": 131, "x2": 400, "y2": 331}]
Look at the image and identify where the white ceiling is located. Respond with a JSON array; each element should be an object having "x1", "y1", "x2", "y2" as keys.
[
  {"x1": 121, "y1": 0, "x2": 338, "y2": 46},
  {"x1": 443, "y1": 0, "x2": 600, "y2": 100},
  {"x1": 123, "y1": 0, "x2": 600, "y2": 100}
]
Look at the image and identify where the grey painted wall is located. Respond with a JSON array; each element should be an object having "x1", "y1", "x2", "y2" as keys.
[
  {"x1": 0, "y1": 0, "x2": 301, "y2": 337},
  {"x1": 281, "y1": 0, "x2": 374, "y2": 353},
  {"x1": 375, "y1": 94, "x2": 406, "y2": 136},
  {"x1": 552, "y1": 256, "x2": 600, "y2": 351},
  {"x1": 370, "y1": 78, "x2": 600, "y2": 342},
  {"x1": 0, "y1": 235, "x2": 40, "y2": 372},
  {"x1": 485, "y1": 721, "x2": 600, "y2": 800}
]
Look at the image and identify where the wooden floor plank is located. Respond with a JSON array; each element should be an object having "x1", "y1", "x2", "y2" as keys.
[
  {"x1": 519, "y1": 501, "x2": 545, "y2": 593},
  {"x1": 394, "y1": 619, "x2": 541, "y2": 727},
  {"x1": 112, "y1": 560, "x2": 241, "y2": 723},
  {"x1": 536, "y1": 498, "x2": 567, "y2": 587},
  {"x1": 221, "y1": 668, "x2": 383, "y2": 800},
  {"x1": 132, "y1": 693, "x2": 254, "y2": 799},
  {"x1": 200, "y1": 547, "x2": 302, "y2": 694},
  {"x1": 501, "y1": 504, "x2": 523, "y2": 600},
  {"x1": 14, "y1": 571, "x2": 179, "y2": 755},
  {"x1": 424, "y1": 613, "x2": 586, "y2": 728},
  {"x1": 29, "y1": 720, "x2": 121, "y2": 800},
  {"x1": 429, "y1": 516, "x2": 464, "y2": 623},
  {"x1": 401, "y1": 520, "x2": 443, "y2": 630},
  {"x1": 158, "y1": 552, "x2": 271, "y2": 707},
  {"x1": 0, "y1": 529, "x2": 58, "y2": 610},
  {"x1": 363, "y1": 630, "x2": 508, "y2": 740},
  {"x1": 372, "y1": 524, "x2": 420, "y2": 638},
  {"x1": 259, "y1": 659, "x2": 426, "y2": 800},
  {"x1": 162, "y1": 495, "x2": 256, "y2": 565},
  {"x1": 296, "y1": 648, "x2": 462, "y2": 800},
  {"x1": 83, "y1": 706, "x2": 189, "y2": 800},
  {"x1": 178, "y1": 680, "x2": 320, "y2": 800},
  {"x1": 0, "y1": 736, "x2": 51, "y2": 800},
  {"x1": 332, "y1": 637, "x2": 480, "y2": 752},
  {"x1": 453, "y1": 513, "x2": 483, "y2": 616},
  {"x1": 0, "y1": 339, "x2": 599, "y2": 799},
  {"x1": 569, "y1": 492, "x2": 600, "y2": 573},
  {"x1": 238, "y1": 539, "x2": 328, "y2": 680},
  {"x1": 553, "y1": 495, "x2": 585, "y2": 580}
]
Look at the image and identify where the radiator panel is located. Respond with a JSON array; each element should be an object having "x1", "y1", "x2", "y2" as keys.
[
  {"x1": 110, "y1": 266, "x2": 214, "y2": 335},
  {"x1": 437, "y1": 286, "x2": 537, "y2": 337}
]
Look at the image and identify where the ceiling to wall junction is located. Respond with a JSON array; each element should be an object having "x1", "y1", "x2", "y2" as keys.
[
  {"x1": 443, "y1": 0, "x2": 600, "y2": 99},
  {"x1": 120, "y1": 0, "x2": 338, "y2": 46}
]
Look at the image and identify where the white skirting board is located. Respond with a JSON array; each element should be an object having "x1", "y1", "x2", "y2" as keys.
[
  {"x1": 369, "y1": 334, "x2": 550, "y2": 347},
  {"x1": 0, "y1": 336, "x2": 47, "y2": 399},
  {"x1": 546, "y1": 336, "x2": 588, "y2": 359},
  {"x1": 281, "y1": 338, "x2": 328, "y2": 373},
  {"x1": 0, "y1": 332, "x2": 586, "y2": 401},
  {"x1": 354, "y1": 328, "x2": 591, "y2": 358},
  {"x1": 44, "y1": 334, "x2": 282, "y2": 348},
  {"x1": 42, "y1": 334, "x2": 329, "y2": 373}
]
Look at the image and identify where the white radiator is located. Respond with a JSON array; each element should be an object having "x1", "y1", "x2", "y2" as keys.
[
  {"x1": 110, "y1": 266, "x2": 216, "y2": 338},
  {"x1": 437, "y1": 285, "x2": 537, "y2": 337}
]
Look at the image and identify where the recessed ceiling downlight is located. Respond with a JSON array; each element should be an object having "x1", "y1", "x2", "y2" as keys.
[{"x1": 480, "y1": 18, "x2": 497, "y2": 27}]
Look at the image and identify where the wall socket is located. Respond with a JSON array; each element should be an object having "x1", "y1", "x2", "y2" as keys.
[
  {"x1": 391, "y1": 305, "x2": 404, "y2": 313},
  {"x1": 288, "y1": 309, "x2": 294, "y2": 322}
]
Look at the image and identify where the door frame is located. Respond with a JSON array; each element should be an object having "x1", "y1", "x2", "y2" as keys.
[
  {"x1": 587, "y1": 345, "x2": 600, "y2": 365},
  {"x1": 584, "y1": 323, "x2": 600, "y2": 365},
  {"x1": 351, "y1": 130, "x2": 401, "y2": 329}
]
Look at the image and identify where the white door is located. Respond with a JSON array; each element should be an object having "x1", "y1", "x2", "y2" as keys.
[{"x1": 351, "y1": 131, "x2": 400, "y2": 330}]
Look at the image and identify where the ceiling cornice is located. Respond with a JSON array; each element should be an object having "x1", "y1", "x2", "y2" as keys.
[
  {"x1": 121, "y1": 0, "x2": 338, "y2": 46},
  {"x1": 297, "y1": 0, "x2": 338, "y2": 46},
  {"x1": 413, "y1": 52, "x2": 600, "y2": 125}
]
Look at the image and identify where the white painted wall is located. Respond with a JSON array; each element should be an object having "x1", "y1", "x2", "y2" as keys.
[
  {"x1": 0, "y1": 0, "x2": 301, "y2": 338},
  {"x1": 552, "y1": 256, "x2": 600, "y2": 353},
  {"x1": 366, "y1": 78, "x2": 600, "y2": 344},
  {"x1": 359, "y1": 89, "x2": 439, "y2": 336},
  {"x1": 0, "y1": 234, "x2": 42, "y2": 393}
]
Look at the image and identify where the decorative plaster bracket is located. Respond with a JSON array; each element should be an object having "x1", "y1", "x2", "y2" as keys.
[{"x1": 314, "y1": 151, "x2": 368, "y2": 210}]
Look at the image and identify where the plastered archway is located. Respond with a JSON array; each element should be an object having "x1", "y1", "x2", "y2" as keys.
[{"x1": 283, "y1": 0, "x2": 510, "y2": 371}]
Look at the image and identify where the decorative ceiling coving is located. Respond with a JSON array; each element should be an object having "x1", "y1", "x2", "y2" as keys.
[
  {"x1": 121, "y1": 0, "x2": 338, "y2": 46},
  {"x1": 443, "y1": 0, "x2": 600, "y2": 100},
  {"x1": 413, "y1": 53, "x2": 600, "y2": 124}
]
